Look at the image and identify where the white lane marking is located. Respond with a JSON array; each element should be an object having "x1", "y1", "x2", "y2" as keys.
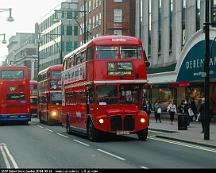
[
  {"x1": 45, "y1": 128, "x2": 53, "y2": 132},
  {"x1": 0, "y1": 145, "x2": 10, "y2": 168},
  {"x1": 73, "y1": 139, "x2": 90, "y2": 147},
  {"x1": 37, "y1": 125, "x2": 44, "y2": 129},
  {"x1": 141, "y1": 166, "x2": 149, "y2": 169},
  {"x1": 1, "y1": 143, "x2": 18, "y2": 168},
  {"x1": 149, "y1": 136, "x2": 216, "y2": 153},
  {"x1": 97, "y1": 149, "x2": 126, "y2": 161},
  {"x1": 56, "y1": 133, "x2": 69, "y2": 138}
]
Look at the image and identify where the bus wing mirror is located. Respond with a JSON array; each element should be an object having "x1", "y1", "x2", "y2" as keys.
[{"x1": 145, "y1": 61, "x2": 151, "y2": 67}]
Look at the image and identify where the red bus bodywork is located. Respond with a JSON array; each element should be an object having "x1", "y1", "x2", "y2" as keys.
[
  {"x1": 0, "y1": 66, "x2": 31, "y2": 124},
  {"x1": 30, "y1": 80, "x2": 38, "y2": 117},
  {"x1": 62, "y1": 35, "x2": 149, "y2": 141},
  {"x1": 38, "y1": 64, "x2": 63, "y2": 125}
]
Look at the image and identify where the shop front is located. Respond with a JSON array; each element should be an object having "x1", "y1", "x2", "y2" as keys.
[{"x1": 147, "y1": 29, "x2": 216, "y2": 116}]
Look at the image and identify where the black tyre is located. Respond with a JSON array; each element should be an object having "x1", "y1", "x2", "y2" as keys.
[
  {"x1": 137, "y1": 128, "x2": 148, "y2": 141},
  {"x1": 66, "y1": 115, "x2": 71, "y2": 134},
  {"x1": 47, "y1": 114, "x2": 51, "y2": 125},
  {"x1": 39, "y1": 112, "x2": 42, "y2": 123},
  {"x1": 87, "y1": 119, "x2": 99, "y2": 142}
]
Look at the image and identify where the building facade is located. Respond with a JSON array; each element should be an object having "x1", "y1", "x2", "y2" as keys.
[
  {"x1": 136, "y1": 0, "x2": 216, "y2": 116},
  {"x1": 6, "y1": 33, "x2": 38, "y2": 79},
  {"x1": 36, "y1": 0, "x2": 79, "y2": 72},
  {"x1": 78, "y1": 0, "x2": 136, "y2": 45}
]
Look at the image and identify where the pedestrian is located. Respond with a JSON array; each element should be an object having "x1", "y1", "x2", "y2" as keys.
[
  {"x1": 167, "y1": 100, "x2": 177, "y2": 124},
  {"x1": 190, "y1": 97, "x2": 197, "y2": 121},
  {"x1": 199, "y1": 98, "x2": 205, "y2": 133},
  {"x1": 184, "y1": 99, "x2": 191, "y2": 126},
  {"x1": 143, "y1": 99, "x2": 152, "y2": 125},
  {"x1": 154, "y1": 99, "x2": 162, "y2": 123}
]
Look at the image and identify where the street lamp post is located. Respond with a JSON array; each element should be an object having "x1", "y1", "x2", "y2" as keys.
[
  {"x1": 203, "y1": 0, "x2": 216, "y2": 140},
  {"x1": 0, "y1": 8, "x2": 14, "y2": 22},
  {"x1": 0, "y1": 33, "x2": 7, "y2": 44}
]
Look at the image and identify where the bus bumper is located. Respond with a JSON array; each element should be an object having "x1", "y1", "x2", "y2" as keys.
[{"x1": 0, "y1": 114, "x2": 31, "y2": 121}]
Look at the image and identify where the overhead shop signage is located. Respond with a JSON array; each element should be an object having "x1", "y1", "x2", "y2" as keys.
[{"x1": 177, "y1": 40, "x2": 216, "y2": 82}]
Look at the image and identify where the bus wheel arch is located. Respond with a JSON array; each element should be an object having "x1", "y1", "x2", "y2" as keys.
[
  {"x1": 137, "y1": 128, "x2": 148, "y2": 141},
  {"x1": 87, "y1": 117, "x2": 100, "y2": 142},
  {"x1": 66, "y1": 114, "x2": 71, "y2": 134}
]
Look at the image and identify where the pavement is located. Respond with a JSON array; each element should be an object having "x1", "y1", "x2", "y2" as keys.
[{"x1": 148, "y1": 114, "x2": 216, "y2": 148}]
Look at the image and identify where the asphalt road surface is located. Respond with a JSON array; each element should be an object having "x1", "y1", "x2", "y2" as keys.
[{"x1": 0, "y1": 118, "x2": 216, "y2": 169}]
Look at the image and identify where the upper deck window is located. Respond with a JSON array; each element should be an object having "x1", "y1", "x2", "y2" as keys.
[
  {"x1": 52, "y1": 71, "x2": 61, "y2": 79},
  {"x1": 96, "y1": 46, "x2": 118, "y2": 59},
  {"x1": 120, "y1": 46, "x2": 142, "y2": 59},
  {"x1": 1, "y1": 70, "x2": 24, "y2": 79}
]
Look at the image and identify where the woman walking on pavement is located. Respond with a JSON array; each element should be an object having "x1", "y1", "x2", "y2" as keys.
[
  {"x1": 199, "y1": 98, "x2": 205, "y2": 133},
  {"x1": 154, "y1": 99, "x2": 162, "y2": 123},
  {"x1": 167, "y1": 100, "x2": 177, "y2": 124}
]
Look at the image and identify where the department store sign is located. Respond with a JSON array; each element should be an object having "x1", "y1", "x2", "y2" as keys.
[{"x1": 177, "y1": 40, "x2": 216, "y2": 82}]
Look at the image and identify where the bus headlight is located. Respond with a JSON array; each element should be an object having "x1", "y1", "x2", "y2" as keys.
[
  {"x1": 99, "y1": 118, "x2": 104, "y2": 124},
  {"x1": 140, "y1": 118, "x2": 145, "y2": 123},
  {"x1": 51, "y1": 111, "x2": 58, "y2": 117}
]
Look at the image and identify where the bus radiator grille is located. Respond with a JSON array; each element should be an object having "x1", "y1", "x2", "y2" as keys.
[
  {"x1": 124, "y1": 115, "x2": 135, "y2": 131},
  {"x1": 111, "y1": 115, "x2": 122, "y2": 131}
]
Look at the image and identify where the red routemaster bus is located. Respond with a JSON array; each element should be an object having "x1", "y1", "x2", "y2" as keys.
[
  {"x1": 38, "y1": 64, "x2": 63, "y2": 125},
  {"x1": 30, "y1": 80, "x2": 38, "y2": 117},
  {"x1": 62, "y1": 35, "x2": 150, "y2": 141},
  {"x1": 0, "y1": 66, "x2": 31, "y2": 124}
]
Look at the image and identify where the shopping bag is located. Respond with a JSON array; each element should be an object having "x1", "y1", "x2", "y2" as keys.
[{"x1": 188, "y1": 108, "x2": 194, "y2": 116}]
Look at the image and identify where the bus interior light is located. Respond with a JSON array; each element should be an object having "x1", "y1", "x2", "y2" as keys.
[{"x1": 140, "y1": 118, "x2": 145, "y2": 123}]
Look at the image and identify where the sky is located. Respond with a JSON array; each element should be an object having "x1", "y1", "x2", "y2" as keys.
[{"x1": 0, "y1": 0, "x2": 64, "y2": 63}]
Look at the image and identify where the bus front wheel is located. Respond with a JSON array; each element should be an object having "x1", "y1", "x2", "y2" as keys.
[
  {"x1": 87, "y1": 119, "x2": 99, "y2": 142},
  {"x1": 137, "y1": 128, "x2": 148, "y2": 141},
  {"x1": 66, "y1": 115, "x2": 71, "y2": 134}
]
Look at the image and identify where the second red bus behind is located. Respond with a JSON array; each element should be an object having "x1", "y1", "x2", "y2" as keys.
[{"x1": 38, "y1": 64, "x2": 63, "y2": 125}]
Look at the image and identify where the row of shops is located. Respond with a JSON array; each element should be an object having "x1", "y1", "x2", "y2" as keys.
[{"x1": 145, "y1": 29, "x2": 216, "y2": 116}]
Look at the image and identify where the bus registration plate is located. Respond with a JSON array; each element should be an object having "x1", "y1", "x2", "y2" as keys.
[
  {"x1": 116, "y1": 131, "x2": 130, "y2": 135},
  {"x1": 10, "y1": 116, "x2": 17, "y2": 118}
]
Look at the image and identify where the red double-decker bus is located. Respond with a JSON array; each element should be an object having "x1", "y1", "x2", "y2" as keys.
[
  {"x1": 38, "y1": 64, "x2": 63, "y2": 125},
  {"x1": 30, "y1": 80, "x2": 38, "y2": 117},
  {"x1": 62, "y1": 35, "x2": 150, "y2": 141},
  {"x1": 0, "y1": 66, "x2": 31, "y2": 124}
]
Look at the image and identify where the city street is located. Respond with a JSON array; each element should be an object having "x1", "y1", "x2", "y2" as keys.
[{"x1": 0, "y1": 118, "x2": 216, "y2": 169}]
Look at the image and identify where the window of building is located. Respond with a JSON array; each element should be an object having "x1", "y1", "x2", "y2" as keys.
[
  {"x1": 99, "y1": 13, "x2": 102, "y2": 25},
  {"x1": 74, "y1": 41, "x2": 78, "y2": 49},
  {"x1": 114, "y1": 0, "x2": 123, "y2": 2},
  {"x1": 182, "y1": 0, "x2": 186, "y2": 48},
  {"x1": 67, "y1": 26, "x2": 72, "y2": 35},
  {"x1": 113, "y1": 30, "x2": 122, "y2": 35},
  {"x1": 114, "y1": 9, "x2": 122, "y2": 22},
  {"x1": 66, "y1": 41, "x2": 72, "y2": 52},
  {"x1": 74, "y1": 26, "x2": 78, "y2": 36},
  {"x1": 196, "y1": 0, "x2": 201, "y2": 31},
  {"x1": 67, "y1": 11, "x2": 73, "y2": 19},
  {"x1": 148, "y1": 0, "x2": 152, "y2": 58},
  {"x1": 158, "y1": 0, "x2": 162, "y2": 54},
  {"x1": 211, "y1": 0, "x2": 216, "y2": 25},
  {"x1": 170, "y1": 0, "x2": 173, "y2": 52}
]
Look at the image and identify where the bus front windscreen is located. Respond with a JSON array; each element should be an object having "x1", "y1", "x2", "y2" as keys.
[
  {"x1": 96, "y1": 46, "x2": 118, "y2": 59},
  {"x1": 52, "y1": 71, "x2": 61, "y2": 79},
  {"x1": 120, "y1": 46, "x2": 142, "y2": 59},
  {"x1": 1, "y1": 70, "x2": 24, "y2": 79},
  {"x1": 50, "y1": 92, "x2": 62, "y2": 104},
  {"x1": 96, "y1": 85, "x2": 118, "y2": 105},
  {"x1": 120, "y1": 84, "x2": 141, "y2": 104}
]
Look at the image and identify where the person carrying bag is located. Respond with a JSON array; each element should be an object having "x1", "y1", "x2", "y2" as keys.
[{"x1": 167, "y1": 100, "x2": 177, "y2": 124}]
